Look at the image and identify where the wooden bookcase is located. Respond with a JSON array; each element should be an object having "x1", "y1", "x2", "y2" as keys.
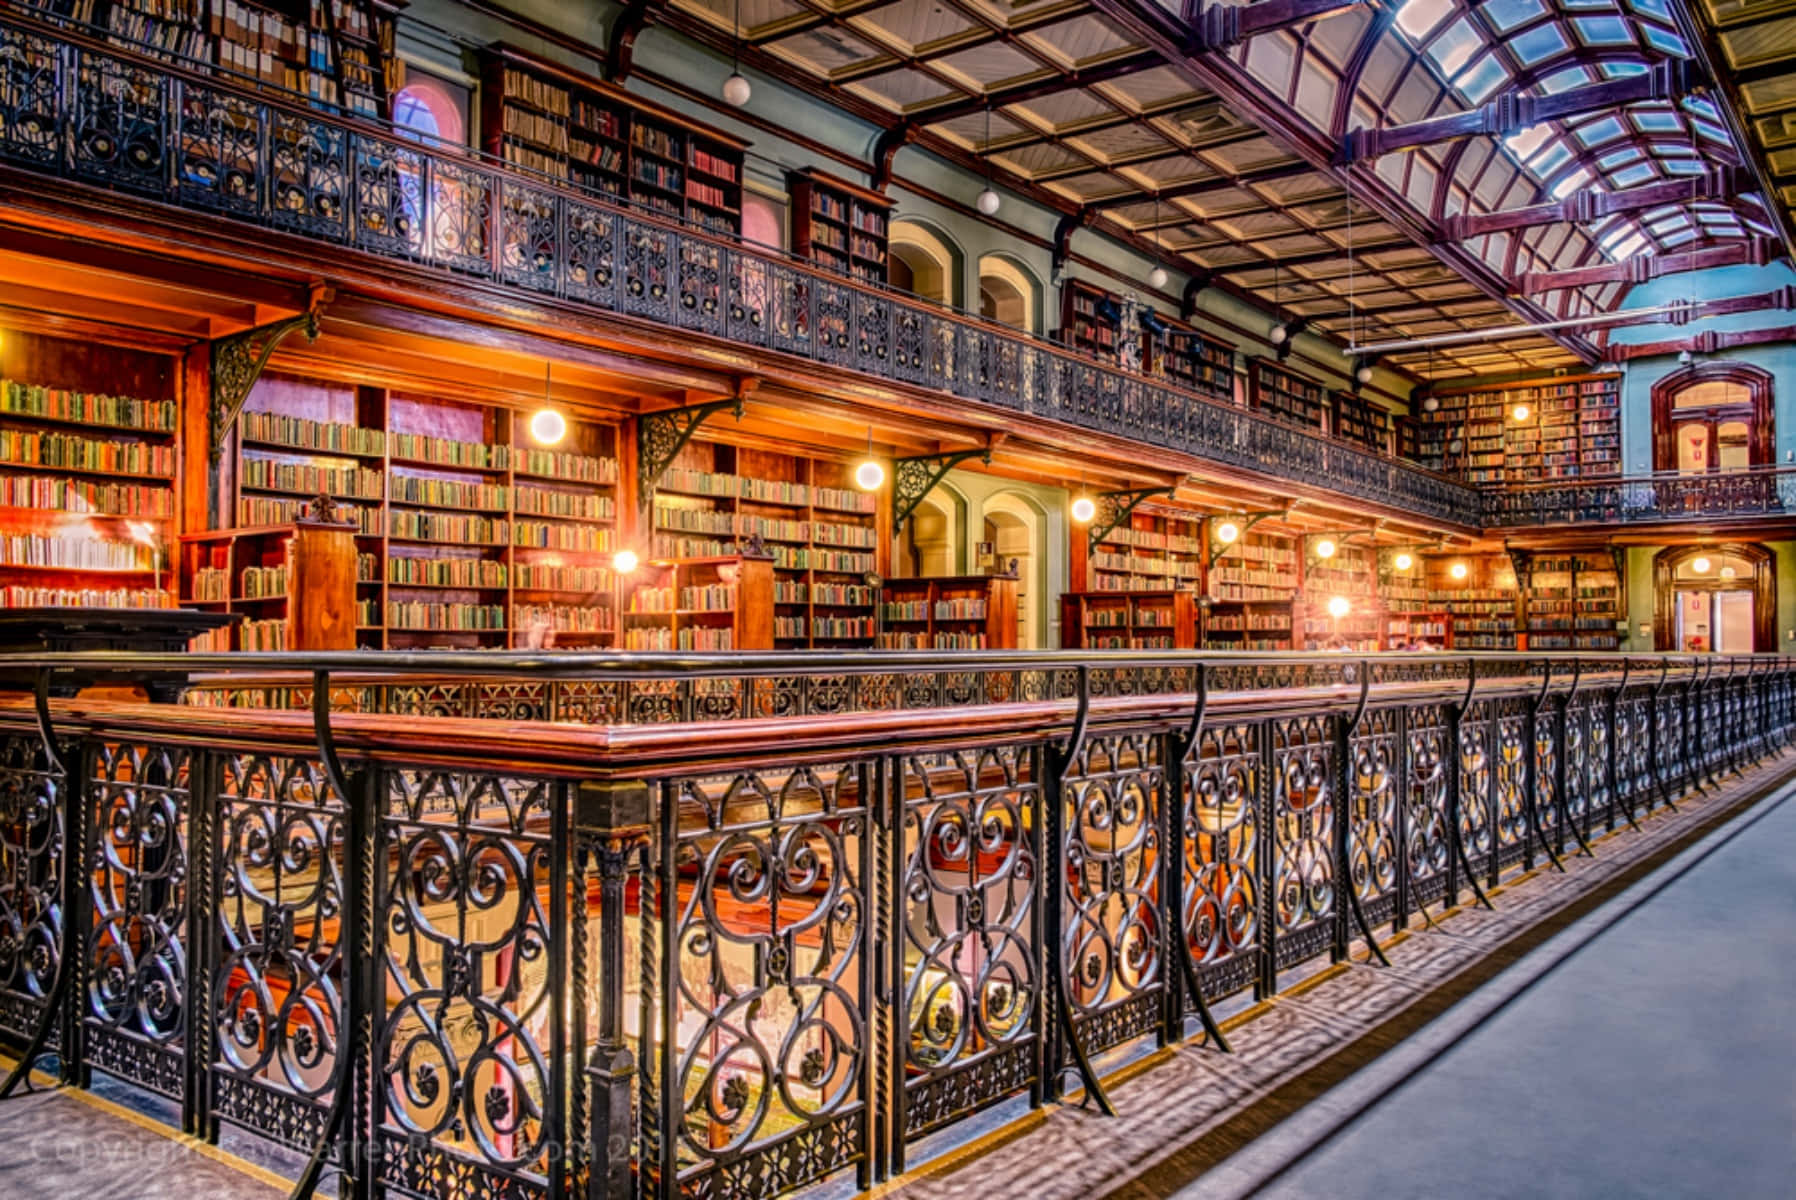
[
  {"x1": 1332, "y1": 391, "x2": 1392, "y2": 454},
  {"x1": 620, "y1": 555, "x2": 773, "y2": 651},
  {"x1": 1058, "y1": 280, "x2": 1123, "y2": 364},
  {"x1": 1526, "y1": 552, "x2": 1621, "y2": 651},
  {"x1": 1410, "y1": 373, "x2": 1623, "y2": 482},
  {"x1": 481, "y1": 44, "x2": 748, "y2": 236},
  {"x1": 232, "y1": 371, "x2": 622, "y2": 650},
  {"x1": 1426, "y1": 555, "x2": 1519, "y2": 650},
  {"x1": 1207, "y1": 528, "x2": 1297, "y2": 603},
  {"x1": 1202, "y1": 598, "x2": 1294, "y2": 651},
  {"x1": 1299, "y1": 541, "x2": 1378, "y2": 649},
  {"x1": 178, "y1": 520, "x2": 358, "y2": 651},
  {"x1": 1060, "y1": 589, "x2": 1197, "y2": 650},
  {"x1": 879, "y1": 575, "x2": 1017, "y2": 650},
  {"x1": 650, "y1": 440, "x2": 881, "y2": 648},
  {"x1": 1249, "y1": 358, "x2": 1328, "y2": 432},
  {"x1": 0, "y1": 327, "x2": 180, "y2": 614},
  {"x1": 1384, "y1": 610, "x2": 1452, "y2": 649},
  {"x1": 1153, "y1": 321, "x2": 1236, "y2": 404},
  {"x1": 1084, "y1": 509, "x2": 1205, "y2": 593},
  {"x1": 789, "y1": 168, "x2": 894, "y2": 287}
]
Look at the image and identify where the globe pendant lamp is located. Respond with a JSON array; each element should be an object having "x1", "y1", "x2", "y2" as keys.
[
  {"x1": 976, "y1": 104, "x2": 1000, "y2": 216},
  {"x1": 722, "y1": 0, "x2": 751, "y2": 106}
]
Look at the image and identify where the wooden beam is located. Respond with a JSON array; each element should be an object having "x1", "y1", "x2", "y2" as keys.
[
  {"x1": 1181, "y1": 0, "x2": 1368, "y2": 50},
  {"x1": 1516, "y1": 240, "x2": 1784, "y2": 294},
  {"x1": 1604, "y1": 322, "x2": 1796, "y2": 362},
  {"x1": 1445, "y1": 167, "x2": 1752, "y2": 241},
  {"x1": 908, "y1": 51, "x2": 1163, "y2": 125},
  {"x1": 1339, "y1": 59, "x2": 1695, "y2": 163},
  {"x1": 1088, "y1": 161, "x2": 1313, "y2": 210}
]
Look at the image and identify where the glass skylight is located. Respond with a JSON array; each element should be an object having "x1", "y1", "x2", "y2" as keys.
[
  {"x1": 1510, "y1": 23, "x2": 1570, "y2": 65},
  {"x1": 1573, "y1": 16, "x2": 1634, "y2": 45},
  {"x1": 1427, "y1": 18, "x2": 1481, "y2": 75}
]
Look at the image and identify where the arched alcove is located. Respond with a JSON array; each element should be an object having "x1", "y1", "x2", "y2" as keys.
[
  {"x1": 898, "y1": 486, "x2": 963, "y2": 578},
  {"x1": 977, "y1": 254, "x2": 1042, "y2": 333},
  {"x1": 982, "y1": 490, "x2": 1049, "y2": 649},
  {"x1": 889, "y1": 219, "x2": 962, "y2": 308},
  {"x1": 1653, "y1": 543, "x2": 1774, "y2": 652}
]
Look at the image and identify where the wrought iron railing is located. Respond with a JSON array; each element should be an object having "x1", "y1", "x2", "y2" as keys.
[
  {"x1": 0, "y1": 11, "x2": 1479, "y2": 527},
  {"x1": 1482, "y1": 464, "x2": 1796, "y2": 527},
  {"x1": 0, "y1": 648, "x2": 1789, "y2": 1199}
]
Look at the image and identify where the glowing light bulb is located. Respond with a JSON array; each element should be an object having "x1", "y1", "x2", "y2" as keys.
[
  {"x1": 1071, "y1": 495, "x2": 1096, "y2": 523},
  {"x1": 1148, "y1": 265, "x2": 1168, "y2": 289},
  {"x1": 722, "y1": 72, "x2": 752, "y2": 107},
  {"x1": 1450, "y1": 561, "x2": 1469, "y2": 580},
  {"x1": 1422, "y1": 396, "x2": 1440, "y2": 413},
  {"x1": 529, "y1": 408, "x2": 567, "y2": 446},
  {"x1": 1268, "y1": 322, "x2": 1287, "y2": 344},
  {"x1": 1215, "y1": 520, "x2": 1241, "y2": 544},
  {"x1": 1394, "y1": 552, "x2": 1414, "y2": 571},
  {"x1": 854, "y1": 459, "x2": 884, "y2": 491},
  {"x1": 1326, "y1": 596, "x2": 1351, "y2": 619},
  {"x1": 1356, "y1": 364, "x2": 1373, "y2": 384},
  {"x1": 1512, "y1": 403, "x2": 1531, "y2": 422},
  {"x1": 977, "y1": 186, "x2": 1001, "y2": 216},
  {"x1": 1314, "y1": 537, "x2": 1337, "y2": 560},
  {"x1": 613, "y1": 549, "x2": 640, "y2": 574},
  {"x1": 1720, "y1": 565, "x2": 1738, "y2": 580},
  {"x1": 1692, "y1": 555, "x2": 1711, "y2": 574}
]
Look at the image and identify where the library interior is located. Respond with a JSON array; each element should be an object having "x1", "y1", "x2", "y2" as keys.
[{"x1": 1, "y1": 0, "x2": 1795, "y2": 1198}]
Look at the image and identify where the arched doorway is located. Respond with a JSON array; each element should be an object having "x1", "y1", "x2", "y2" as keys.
[
  {"x1": 1652, "y1": 363, "x2": 1773, "y2": 473},
  {"x1": 889, "y1": 220, "x2": 961, "y2": 308},
  {"x1": 983, "y1": 491, "x2": 1046, "y2": 648},
  {"x1": 1653, "y1": 544, "x2": 1774, "y2": 652},
  {"x1": 978, "y1": 254, "x2": 1041, "y2": 333},
  {"x1": 897, "y1": 487, "x2": 961, "y2": 577}
]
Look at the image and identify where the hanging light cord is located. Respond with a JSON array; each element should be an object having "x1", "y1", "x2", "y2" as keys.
[{"x1": 732, "y1": 0, "x2": 741, "y2": 76}]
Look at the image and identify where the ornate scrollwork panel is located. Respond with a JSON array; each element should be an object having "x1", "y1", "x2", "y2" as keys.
[
  {"x1": 815, "y1": 279, "x2": 854, "y2": 365},
  {"x1": 726, "y1": 250, "x2": 770, "y2": 346},
  {"x1": 211, "y1": 754, "x2": 344, "y2": 1149},
  {"x1": 1348, "y1": 709, "x2": 1400, "y2": 928},
  {"x1": 498, "y1": 180, "x2": 560, "y2": 292},
  {"x1": 677, "y1": 238, "x2": 725, "y2": 336},
  {"x1": 1405, "y1": 704, "x2": 1450, "y2": 909},
  {"x1": 354, "y1": 136, "x2": 426, "y2": 258},
  {"x1": 427, "y1": 159, "x2": 497, "y2": 274},
  {"x1": 0, "y1": 734, "x2": 62, "y2": 1042},
  {"x1": 1457, "y1": 701, "x2": 1493, "y2": 871},
  {"x1": 1493, "y1": 700, "x2": 1528, "y2": 867},
  {"x1": 70, "y1": 47, "x2": 166, "y2": 191},
  {"x1": 268, "y1": 111, "x2": 348, "y2": 239},
  {"x1": 564, "y1": 201, "x2": 618, "y2": 307},
  {"x1": 0, "y1": 24, "x2": 60, "y2": 166},
  {"x1": 174, "y1": 84, "x2": 262, "y2": 214},
  {"x1": 1183, "y1": 723, "x2": 1260, "y2": 1000},
  {"x1": 665, "y1": 763, "x2": 871, "y2": 1197},
  {"x1": 621, "y1": 217, "x2": 673, "y2": 322},
  {"x1": 86, "y1": 742, "x2": 192, "y2": 1099},
  {"x1": 899, "y1": 748, "x2": 1040, "y2": 1136},
  {"x1": 1272, "y1": 716, "x2": 1334, "y2": 969},
  {"x1": 376, "y1": 770, "x2": 561, "y2": 1199}
]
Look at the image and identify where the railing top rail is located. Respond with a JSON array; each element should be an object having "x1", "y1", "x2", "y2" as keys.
[{"x1": 1487, "y1": 463, "x2": 1796, "y2": 493}]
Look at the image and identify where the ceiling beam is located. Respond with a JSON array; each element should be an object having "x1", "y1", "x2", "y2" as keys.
[
  {"x1": 1215, "y1": 240, "x2": 1410, "y2": 273},
  {"x1": 1182, "y1": 0, "x2": 1370, "y2": 50},
  {"x1": 908, "y1": 51, "x2": 1165, "y2": 125},
  {"x1": 1088, "y1": 160, "x2": 1314, "y2": 210},
  {"x1": 1339, "y1": 59, "x2": 1696, "y2": 163},
  {"x1": 1605, "y1": 321, "x2": 1796, "y2": 362},
  {"x1": 1445, "y1": 166, "x2": 1754, "y2": 241},
  {"x1": 1516, "y1": 238, "x2": 1786, "y2": 293}
]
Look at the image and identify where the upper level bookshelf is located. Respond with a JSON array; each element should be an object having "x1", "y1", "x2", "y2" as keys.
[
  {"x1": 1058, "y1": 280, "x2": 1123, "y2": 365},
  {"x1": 1409, "y1": 373, "x2": 1622, "y2": 483},
  {"x1": 1525, "y1": 552, "x2": 1621, "y2": 652},
  {"x1": 1149, "y1": 318, "x2": 1236, "y2": 404},
  {"x1": 1087, "y1": 509, "x2": 1204, "y2": 592},
  {"x1": 1249, "y1": 358, "x2": 1328, "y2": 432},
  {"x1": 1332, "y1": 391, "x2": 1392, "y2": 455},
  {"x1": 879, "y1": 575, "x2": 1017, "y2": 650},
  {"x1": 1060, "y1": 589, "x2": 1197, "y2": 651},
  {"x1": 480, "y1": 44, "x2": 748, "y2": 237},
  {"x1": 789, "y1": 168, "x2": 894, "y2": 288}
]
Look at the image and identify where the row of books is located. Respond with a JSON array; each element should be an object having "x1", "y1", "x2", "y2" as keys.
[
  {"x1": 190, "y1": 566, "x2": 229, "y2": 601},
  {"x1": 657, "y1": 467, "x2": 876, "y2": 512},
  {"x1": 515, "y1": 521, "x2": 611, "y2": 551},
  {"x1": 1, "y1": 585, "x2": 170, "y2": 609},
  {"x1": 1, "y1": 380, "x2": 177, "y2": 432},
  {"x1": 515, "y1": 564, "x2": 613, "y2": 591},
  {"x1": 390, "y1": 475, "x2": 509, "y2": 511},
  {"x1": 239, "y1": 564, "x2": 287, "y2": 598},
  {"x1": 389, "y1": 433, "x2": 509, "y2": 470},
  {"x1": 769, "y1": 547, "x2": 876, "y2": 573},
  {"x1": 388, "y1": 557, "x2": 509, "y2": 588},
  {"x1": 0, "y1": 430, "x2": 176, "y2": 477},
  {"x1": 622, "y1": 627, "x2": 734, "y2": 650},
  {"x1": 515, "y1": 488, "x2": 615, "y2": 519},
  {"x1": 242, "y1": 457, "x2": 383, "y2": 499},
  {"x1": 2, "y1": 533, "x2": 147, "y2": 571},
  {"x1": 0, "y1": 473, "x2": 173, "y2": 516},
  {"x1": 242, "y1": 412, "x2": 385, "y2": 455},
  {"x1": 386, "y1": 602, "x2": 507, "y2": 630},
  {"x1": 515, "y1": 448, "x2": 618, "y2": 483},
  {"x1": 238, "y1": 495, "x2": 381, "y2": 533},
  {"x1": 877, "y1": 633, "x2": 988, "y2": 649},
  {"x1": 515, "y1": 604, "x2": 610, "y2": 633},
  {"x1": 389, "y1": 512, "x2": 507, "y2": 544}
]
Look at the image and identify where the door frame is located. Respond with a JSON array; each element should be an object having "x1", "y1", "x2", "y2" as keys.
[
  {"x1": 1651, "y1": 362, "x2": 1774, "y2": 472},
  {"x1": 1652, "y1": 543, "x2": 1774, "y2": 651}
]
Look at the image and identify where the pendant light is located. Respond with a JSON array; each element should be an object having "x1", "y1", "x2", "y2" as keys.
[
  {"x1": 530, "y1": 363, "x2": 567, "y2": 446},
  {"x1": 722, "y1": 0, "x2": 751, "y2": 106},
  {"x1": 1147, "y1": 193, "x2": 1168, "y2": 289},
  {"x1": 1070, "y1": 474, "x2": 1095, "y2": 523},
  {"x1": 853, "y1": 426, "x2": 884, "y2": 491},
  {"x1": 976, "y1": 104, "x2": 1001, "y2": 216}
]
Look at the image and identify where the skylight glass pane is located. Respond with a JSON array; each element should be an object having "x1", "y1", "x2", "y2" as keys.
[
  {"x1": 1598, "y1": 147, "x2": 1643, "y2": 168},
  {"x1": 1482, "y1": 0, "x2": 1545, "y2": 32},
  {"x1": 1663, "y1": 226, "x2": 1697, "y2": 245},
  {"x1": 1633, "y1": 109, "x2": 1681, "y2": 132},
  {"x1": 1610, "y1": 163, "x2": 1656, "y2": 186},
  {"x1": 1551, "y1": 168, "x2": 1591, "y2": 198},
  {"x1": 1575, "y1": 116, "x2": 1626, "y2": 146},
  {"x1": 1600, "y1": 61, "x2": 1648, "y2": 78},
  {"x1": 1647, "y1": 217, "x2": 1685, "y2": 235},
  {"x1": 1693, "y1": 119, "x2": 1729, "y2": 142},
  {"x1": 1685, "y1": 97, "x2": 1718, "y2": 120},
  {"x1": 1456, "y1": 54, "x2": 1508, "y2": 103},
  {"x1": 1427, "y1": 18, "x2": 1480, "y2": 76},
  {"x1": 1539, "y1": 66, "x2": 1591, "y2": 94},
  {"x1": 1631, "y1": 0, "x2": 1671, "y2": 17},
  {"x1": 1574, "y1": 17, "x2": 1634, "y2": 45},
  {"x1": 1396, "y1": 0, "x2": 1453, "y2": 40},
  {"x1": 1530, "y1": 140, "x2": 1573, "y2": 176},
  {"x1": 1506, "y1": 124, "x2": 1552, "y2": 159},
  {"x1": 1608, "y1": 233, "x2": 1647, "y2": 258},
  {"x1": 1643, "y1": 27, "x2": 1687, "y2": 54},
  {"x1": 1510, "y1": 23, "x2": 1569, "y2": 65}
]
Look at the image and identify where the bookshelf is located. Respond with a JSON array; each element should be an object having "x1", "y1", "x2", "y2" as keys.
[
  {"x1": 789, "y1": 168, "x2": 894, "y2": 288},
  {"x1": 1058, "y1": 280, "x2": 1123, "y2": 364},
  {"x1": 480, "y1": 44, "x2": 749, "y2": 237},
  {"x1": 621, "y1": 555, "x2": 773, "y2": 651},
  {"x1": 1332, "y1": 391, "x2": 1392, "y2": 454},
  {"x1": 1203, "y1": 598, "x2": 1294, "y2": 652},
  {"x1": 1525, "y1": 553, "x2": 1621, "y2": 651},
  {"x1": 878, "y1": 575, "x2": 1017, "y2": 650},
  {"x1": 0, "y1": 328, "x2": 179, "y2": 614},
  {"x1": 1086, "y1": 510, "x2": 1205, "y2": 593},
  {"x1": 1206, "y1": 527, "x2": 1298, "y2": 650},
  {"x1": 177, "y1": 520, "x2": 358, "y2": 651},
  {"x1": 1300, "y1": 541, "x2": 1378, "y2": 650},
  {"x1": 1059, "y1": 589, "x2": 1197, "y2": 650},
  {"x1": 650, "y1": 440, "x2": 880, "y2": 648},
  {"x1": 232, "y1": 371, "x2": 622, "y2": 650},
  {"x1": 1153, "y1": 322, "x2": 1236, "y2": 404},
  {"x1": 1426, "y1": 555, "x2": 1519, "y2": 651},
  {"x1": 1384, "y1": 610, "x2": 1452, "y2": 649},
  {"x1": 1410, "y1": 373, "x2": 1623, "y2": 482},
  {"x1": 1249, "y1": 358, "x2": 1328, "y2": 432}
]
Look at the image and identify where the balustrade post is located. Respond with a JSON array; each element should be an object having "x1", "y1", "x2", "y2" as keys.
[
  {"x1": 577, "y1": 781, "x2": 655, "y2": 1200},
  {"x1": 1606, "y1": 676, "x2": 1623, "y2": 833},
  {"x1": 1443, "y1": 701, "x2": 1462, "y2": 910},
  {"x1": 1255, "y1": 716, "x2": 1278, "y2": 999}
]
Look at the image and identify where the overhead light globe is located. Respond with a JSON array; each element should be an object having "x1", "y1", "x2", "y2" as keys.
[
  {"x1": 722, "y1": 72, "x2": 752, "y2": 107},
  {"x1": 1356, "y1": 364, "x2": 1373, "y2": 384},
  {"x1": 854, "y1": 459, "x2": 884, "y2": 491},
  {"x1": 977, "y1": 186, "x2": 1001, "y2": 216},
  {"x1": 529, "y1": 408, "x2": 567, "y2": 446},
  {"x1": 1314, "y1": 537, "x2": 1337, "y2": 560},
  {"x1": 1071, "y1": 494, "x2": 1096, "y2": 523},
  {"x1": 1394, "y1": 551, "x2": 1414, "y2": 571},
  {"x1": 1268, "y1": 321, "x2": 1287, "y2": 344},
  {"x1": 1512, "y1": 403, "x2": 1531, "y2": 422},
  {"x1": 1326, "y1": 595, "x2": 1351, "y2": 619},
  {"x1": 1449, "y1": 561, "x2": 1469, "y2": 580},
  {"x1": 1422, "y1": 396, "x2": 1440, "y2": 413},
  {"x1": 613, "y1": 549, "x2": 640, "y2": 575},
  {"x1": 1720, "y1": 565, "x2": 1738, "y2": 580},
  {"x1": 1679, "y1": 349, "x2": 1693, "y2": 365},
  {"x1": 1148, "y1": 265, "x2": 1168, "y2": 289},
  {"x1": 1215, "y1": 520, "x2": 1241, "y2": 544},
  {"x1": 1692, "y1": 555, "x2": 1712, "y2": 574}
]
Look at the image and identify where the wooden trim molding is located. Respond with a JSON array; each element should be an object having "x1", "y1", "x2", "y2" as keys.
[
  {"x1": 1650, "y1": 361, "x2": 1774, "y2": 471},
  {"x1": 1652, "y1": 542, "x2": 1774, "y2": 652}
]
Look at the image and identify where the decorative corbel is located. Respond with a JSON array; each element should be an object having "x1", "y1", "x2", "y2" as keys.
[
  {"x1": 1052, "y1": 208, "x2": 1089, "y2": 278},
  {"x1": 1180, "y1": 269, "x2": 1214, "y2": 321},
  {"x1": 894, "y1": 447, "x2": 992, "y2": 532},
  {"x1": 606, "y1": 0, "x2": 653, "y2": 82},
  {"x1": 1206, "y1": 509, "x2": 1287, "y2": 568},
  {"x1": 871, "y1": 122, "x2": 911, "y2": 192},
  {"x1": 1088, "y1": 485, "x2": 1178, "y2": 553},
  {"x1": 1506, "y1": 545, "x2": 1533, "y2": 592},
  {"x1": 209, "y1": 284, "x2": 331, "y2": 464},
  {"x1": 636, "y1": 390, "x2": 748, "y2": 509}
]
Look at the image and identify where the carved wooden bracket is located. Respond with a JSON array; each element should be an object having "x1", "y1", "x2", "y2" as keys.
[
  {"x1": 636, "y1": 397, "x2": 745, "y2": 510},
  {"x1": 894, "y1": 448, "x2": 991, "y2": 532},
  {"x1": 208, "y1": 286, "x2": 331, "y2": 465}
]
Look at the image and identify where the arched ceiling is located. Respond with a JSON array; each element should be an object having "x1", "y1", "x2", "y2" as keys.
[{"x1": 656, "y1": 0, "x2": 1793, "y2": 378}]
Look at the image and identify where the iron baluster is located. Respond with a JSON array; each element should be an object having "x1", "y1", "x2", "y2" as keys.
[
  {"x1": 1337, "y1": 660, "x2": 1390, "y2": 966},
  {"x1": 1560, "y1": 660, "x2": 1595, "y2": 858},
  {"x1": 1445, "y1": 659, "x2": 1494, "y2": 912},
  {"x1": 1522, "y1": 662, "x2": 1565, "y2": 874},
  {"x1": 1166, "y1": 663, "x2": 1232, "y2": 1052}
]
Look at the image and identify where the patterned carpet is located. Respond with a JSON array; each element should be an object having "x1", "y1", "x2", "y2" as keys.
[{"x1": 875, "y1": 756, "x2": 1796, "y2": 1200}]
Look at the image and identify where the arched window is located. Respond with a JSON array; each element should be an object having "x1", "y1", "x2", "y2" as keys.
[
  {"x1": 392, "y1": 72, "x2": 470, "y2": 147},
  {"x1": 1652, "y1": 364, "x2": 1773, "y2": 473}
]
